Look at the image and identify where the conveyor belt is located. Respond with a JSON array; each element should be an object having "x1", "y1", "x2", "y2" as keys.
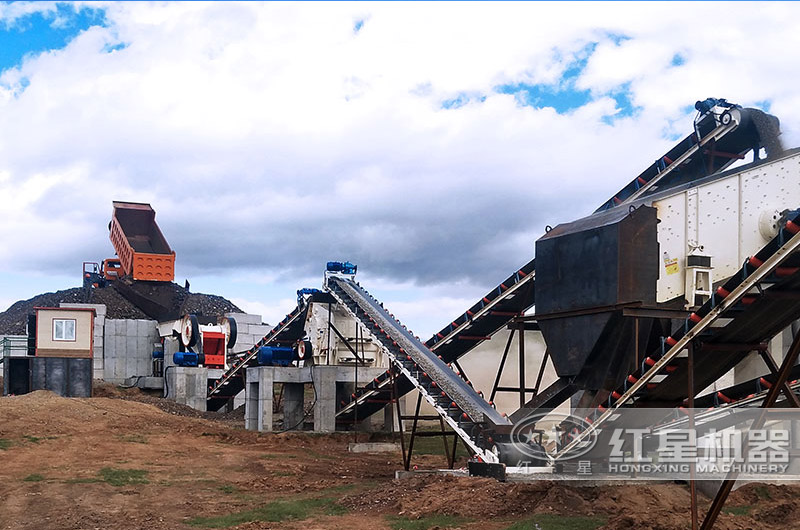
[
  {"x1": 425, "y1": 259, "x2": 536, "y2": 360},
  {"x1": 596, "y1": 105, "x2": 780, "y2": 212},
  {"x1": 327, "y1": 275, "x2": 511, "y2": 462},
  {"x1": 335, "y1": 259, "x2": 535, "y2": 424},
  {"x1": 206, "y1": 302, "x2": 311, "y2": 411},
  {"x1": 556, "y1": 210, "x2": 800, "y2": 459}
]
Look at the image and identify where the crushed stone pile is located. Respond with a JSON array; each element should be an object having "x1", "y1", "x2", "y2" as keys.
[{"x1": 0, "y1": 282, "x2": 242, "y2": 335}]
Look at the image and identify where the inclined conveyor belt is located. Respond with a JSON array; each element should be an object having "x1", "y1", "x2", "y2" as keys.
[
  {"x1": 336, "y1": 259, "x2": 535, "y2": 423},
  {"x1": 327, "y1": 275, "x2": 511, "y2": 461},
  {"x1": 205, "y1": 301, "x2": 312, "y2": 411}
]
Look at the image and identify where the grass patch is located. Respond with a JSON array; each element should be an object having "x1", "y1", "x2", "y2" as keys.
[
  {"x1": 387, "y1": 515, "x2": 471, "y2": 530},
  {"x1": 219, "y1": 484, "x2": 236, "y2": 494},
  {"x1": 23, "y1": 473, "x2": 45, "y2": 482},
  {"x1": 65, "y1": 477, "x2": 104, "y2": 484},
  {"x1": 503, "y1": 514, "x2": 607, "y2": 530},
  {"x1": 23, "y1": 435, "x2": 42, "y2": 444},
  {"x1": 0, "y1": 439, "x2": 12, "y2": 450},
  {"x1": 722, "y1": 505, "x2": 752, "y2": 516},
  {"x1": 306, "y1": 449, "x2": 336, "y2": 461},
  {"x1": 188, "y1": 496, "x2": 346, "y2": 528},
  {"x1": 272, "y1": 470, "x2": 295, "y2": 477},
  {"x1": 754, "y1": 485, "x2": 772, "y2": 500},
  {"x1": 403, "y1": 432, "x2": 470, "y2": 459},
  {"x1": 119, "y1": 434, "x2": 148, "y2": 444},
  {"x1": 98, "y1": 467, "x2": 149, "y2": 487}
]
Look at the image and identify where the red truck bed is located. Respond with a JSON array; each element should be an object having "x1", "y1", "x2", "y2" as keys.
[{"x1": 109, "y1": 201, "x2": 175, "y2": 282}]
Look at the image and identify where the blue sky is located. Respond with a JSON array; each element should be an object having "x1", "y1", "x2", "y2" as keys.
[
  {"x1": 0, "y1": 3, "x2": 105, "y2": 71},
  {"x1": 1, "y1": 2, "x2": 799, "y2": 334}
]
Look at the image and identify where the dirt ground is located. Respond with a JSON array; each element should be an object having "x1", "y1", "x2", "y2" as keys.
[{"x1": 1, "y1": 387, "x2": 799, "y2": 530}]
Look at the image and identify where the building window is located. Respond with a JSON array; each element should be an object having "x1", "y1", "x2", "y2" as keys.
[{"x1": 53, "y1": 319, "x2": 76, "y2": 341}]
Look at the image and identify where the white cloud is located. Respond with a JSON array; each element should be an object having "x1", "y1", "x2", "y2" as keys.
[{"x1": 1, "y1": 2, "x2": 799, "y2": 332}]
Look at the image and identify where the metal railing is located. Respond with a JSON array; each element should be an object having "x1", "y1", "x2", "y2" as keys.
[{"x1": 0, "y1": 336, "x2": 28, "y2": 363}]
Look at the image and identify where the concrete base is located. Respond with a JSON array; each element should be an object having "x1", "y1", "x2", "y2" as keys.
[
  {"x1": 245, "y1": 365, "x2": 387, "y2": 433},
  {"x1": 348, "y1": 442, "x2": 401, "y2": 453},
  {"x1": 166, "y1": 366, "x2": 208, "y2": 411},
  {"x1": 283, "y1": 383, "x2": 305, "y2": 430},
  {"x1": 137, "y1": 376, "x2": 164, "y2": 390}
]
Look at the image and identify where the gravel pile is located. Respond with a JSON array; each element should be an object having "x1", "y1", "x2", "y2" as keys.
[{"x1": 0, "y1": 282, "x2": 242, "y2": 335}]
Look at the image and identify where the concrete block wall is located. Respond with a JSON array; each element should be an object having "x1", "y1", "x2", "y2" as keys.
[
  {"x1": 224, "y1": 313, "x2": 272, "y2": 410},
  {"x1": 60, "y1": 303, "x2": 106, "y2": 379},
  {"x1": 103, "y1": 318, "x2": 159, "y2": 383},
  {"x1": 225, "y1": 312, "x2": 273, "y2": 353}
]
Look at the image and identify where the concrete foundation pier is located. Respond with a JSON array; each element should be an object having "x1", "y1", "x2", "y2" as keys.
[
  {"x1": 245, "y1": 365, "x2": 387, "y2": 433},
  {"x1": 166, "y1": 366, "x2": 209, "y2": 411}
]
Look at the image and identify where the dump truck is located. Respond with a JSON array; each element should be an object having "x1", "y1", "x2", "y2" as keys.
[{"x1": 108, "y1": 201, "x2": 175, "y2": 282}]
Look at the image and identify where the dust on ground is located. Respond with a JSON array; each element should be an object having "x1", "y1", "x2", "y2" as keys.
[{"x1": 1, "y1": 389, "x2": 799, "y2": 530}]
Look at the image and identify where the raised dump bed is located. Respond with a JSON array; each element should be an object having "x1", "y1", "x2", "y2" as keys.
[{"x1": 109, "y1": 201, "x2": 175, "y2": 282}]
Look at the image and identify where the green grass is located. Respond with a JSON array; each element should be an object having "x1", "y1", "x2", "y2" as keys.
[
  {"x1": 722, "y1": 505, "x2": 752, "y2": 516},
  {"x1": 23, "y1": 473, "x2": 45, "y2": 482},
  {"x1": 218, "y1": 484, "x2": 236, "y2": 494},
  {"x1": 387, "y1": 515, "x2": 471, "y2": 530},
  {"x1": 23, "y1": 435, "x2": 42, "y2": 444},
  {"x1": 98, "y1": 467, "x2": 150, "y2": 487},
  {"x1": 0, "y1": 438, "x2": 12, "y2": 450},
  {"x1": 503, "y1": 514, "x2": 607, "y2": 530},
  {"x1": 754, "y1": 485, "x2": 772, "y2": 500},
  {"x1": 403, "y1": 432, "x2": 469, "y2": 459},
  {"x1": 188, "y1": 496, "x2": 347, "y2": 528},
  {"x1": 119, "y1": 434, "x2": 148, "y2": 444},
  {"x1": 64, "y1": 477, "x2": 104, "y2": 484}
]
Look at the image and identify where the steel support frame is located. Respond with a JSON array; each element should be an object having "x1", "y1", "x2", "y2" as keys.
[
  {"x1": 489, "y1": 324, "x2": 548, "y2": 405},
  {"x1": 391, "y1": 370, "x2": 473, "y2": 471},
  {"x1": 700, "y1": 327, "x2": 800, "y2": 529},
  {"x1": 557, "y1": 228, "x2": 800, "y2": 459}
]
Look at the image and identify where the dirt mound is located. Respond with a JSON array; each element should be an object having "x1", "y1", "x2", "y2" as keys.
[
  {"x1": 93, "y1": 381, "x2": 246, "y2": 425},
  {"x1": 341, "y1": 475, "x2": 598, "y2": 518},
  {"x1": 0, "y1": 282, "x2": 242, "y2": 334},
  {"x1": 1, "y1": 390, "x2": 218, "y2": 432},
  {"x1": 341, "y1": 475, "x2": 800, "y2": 530}
]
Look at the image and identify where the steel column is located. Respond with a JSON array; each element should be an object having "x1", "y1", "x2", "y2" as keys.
[
  {"x1": 490, "y1": 329, "x2": 515, "y2": 402},
  {"x1": 518, "y1": 322, "x2": 526, "y2": 409}
]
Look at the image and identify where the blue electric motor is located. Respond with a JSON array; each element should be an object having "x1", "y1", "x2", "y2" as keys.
[
  {"x1": 173, "y1": 351, "x2": 204, "y2": 367},
  {"x1": 326, "y1": 261, "x2": 357, "y2": 275},
  {"x1": 297, "y1": 287, "x2": 322, "y2": 305},
  {"x1": 257, "y1": 346, "x2": 296, "y2": 366}
]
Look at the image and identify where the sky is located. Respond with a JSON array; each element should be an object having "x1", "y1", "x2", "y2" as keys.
[{"x1": 1, "y1": 1, "x2": 800, "y2": 337}]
